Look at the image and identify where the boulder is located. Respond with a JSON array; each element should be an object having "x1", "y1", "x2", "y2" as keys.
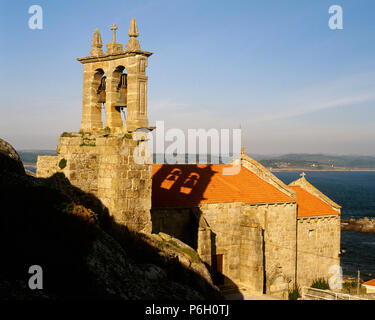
[{"x1": 0, "y1": 138, "x2": 24, "y2": 175}]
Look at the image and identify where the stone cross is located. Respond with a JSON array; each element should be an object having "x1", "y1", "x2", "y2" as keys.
[
  {"x1": 110, "y1": 24, "x2": 118, "y2": 43},
  {"x1": 300, "y1": 172, "x2": 306, "y2": 178}
]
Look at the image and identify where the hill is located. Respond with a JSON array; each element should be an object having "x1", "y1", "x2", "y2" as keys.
[
  {"x1": 255, "y1": 154, "x2": 375, "y2": 170},
  {"x1": 3, "y1": 140, "x2": 221, "y2": 300},
  {"x1": 18, "y1": 150, "x2": 375, "y2": 171}
]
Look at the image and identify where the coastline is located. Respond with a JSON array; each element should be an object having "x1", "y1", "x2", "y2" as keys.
[{"x1": 23, "y1": 161, "x2": 375, "y2": 172}]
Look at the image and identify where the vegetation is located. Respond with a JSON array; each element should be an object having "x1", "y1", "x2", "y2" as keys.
[
  {"x1": 342, "y1": 279, "x2": 366, "y2": 294},
  {"x1": 56, "y1": 202, "x2": 99, "y2": 226},
  {"x1": 58, "y1": 158, "x2": 67, "y2": 169},
  {"x1": 311, "y1": 278, "x2": 330, "y2": 290},
  {"x1": 80, "y1": 137, "x2": 96, "y2": 147},
  {"x1": 163, "y1": 239, "x2": 202, "y2": 264},
  {"x1": 258, "y1": 153, "x2": 375, "y2": 169},
  {"x1": 80, "y1": 142, "x2": 96, "y2": 147},
  {"x1": 259, "y1": 159, "x2": 327, "y2": 170},
  {"x1": 124, "y1": 133, "x2": 132, "y2": 139},
  {"x1": 60, "y1": 132, "x2": 76, "y2": 138},
  {"x1": 288, "y1": 284, "x2": 301, "y2": 300}
]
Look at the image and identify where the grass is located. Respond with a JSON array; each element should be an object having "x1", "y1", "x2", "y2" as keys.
[
  {"x1": 342, "y1": 279, "x2": 366, "y2": 294},
  {"x1": 288, "y1": 284, "x2": 301, "y2": 300},
  {"x1": 60, "y1": 132, "x2": 75, "y2": 138},
  {"x1": 311, "y1": 278, "x2": 330, "y2": 290},
  {"x1": 80, "y1": 137, "x2": 96, "y2": 147},
  {"x1": 80, "y1": 143, "x2": 96, "y2": 147}
]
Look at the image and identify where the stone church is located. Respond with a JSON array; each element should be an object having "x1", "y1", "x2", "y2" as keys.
[{"x1": 36, "y1": 19, "x2": 341, "y2": 298}]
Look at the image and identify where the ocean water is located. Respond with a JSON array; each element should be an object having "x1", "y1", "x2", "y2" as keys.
[
  {"x1": 26, "y1": 165, "x2": 374, "y2": 279},
  {"x1": 274, "y1": 171, "x2": 375, "y2": 280}
]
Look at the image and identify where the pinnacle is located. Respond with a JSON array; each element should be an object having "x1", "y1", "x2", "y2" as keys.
[{"x1": 128, "y1": 18, "x2": 139, "y2": 38}]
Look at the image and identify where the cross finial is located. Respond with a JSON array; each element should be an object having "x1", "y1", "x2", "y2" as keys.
[
  {"x1": 110, "y1": 23, "x2": 118, "y2": 43},
  {"x1": 300, "y1": 172, "x2": 306, "y2": 179}
]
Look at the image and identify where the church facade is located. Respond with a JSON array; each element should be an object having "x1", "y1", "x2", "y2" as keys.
[
  {"x1": 151, "y1": 152, "x2": 341, "y2": 298},
  {"x1": 36, "y1": 19, "x2": 341, "y2": 299}
]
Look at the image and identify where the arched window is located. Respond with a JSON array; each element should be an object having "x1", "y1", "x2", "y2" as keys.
[
  {"x1": 112, "y1": 66, "x2": 128, "y2": 123},
  {"x1": 92, "y1": 68, "x2": 106, "y2": 128}
]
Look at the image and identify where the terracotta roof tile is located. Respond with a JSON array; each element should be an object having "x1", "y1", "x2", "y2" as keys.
[
  {"x1": 363, "y1": 278, "x2": 375, "y2": 287},
  {"x1": 289, "y1": 186, "x2": 339, "y2": 218},
  {"x1": 152, "y1": 164, "x2": 294, "y2": 207}
]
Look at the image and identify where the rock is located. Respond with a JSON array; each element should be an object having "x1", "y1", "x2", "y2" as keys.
[
  {"x1": 140, "y1": 264, "x2": 167, "y2": 282},
  {"x1": 341, "y1": 217, "x2": 375, "y2": 233},
  {"x1": 84, "y1": 229, "x2": 203, "y2": 299},
  {"x1": 138, "y1": 232, "x2": 222, "y2": 299},
  {"x1": 0, "y1": 138, "x2": 218, "y2": 300},
  {"x1": 0, "y1": 138, "x2": 24, "y2": 175}
]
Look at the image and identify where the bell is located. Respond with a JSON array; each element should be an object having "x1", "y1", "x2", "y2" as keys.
[
  {"x1": 98, "y1": 90, "x2": 106, "y2": 104},
  {"x1": 115, "y1": 74, "x2": 127, "y2": 111},
  {"x1": 97, "y1": 76, "x2": 106, "y2": 104},
  {"x1": 115, "y1": 88, "x2": 127, "y2": 110}
]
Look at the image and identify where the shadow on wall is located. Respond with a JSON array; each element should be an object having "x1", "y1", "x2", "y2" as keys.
[
  {"x1": 151, "y1": 164, "x2": 243, "y2": 299},
  {"x1": 0, "y1": 154, "x2": 222, "y2": 299}
]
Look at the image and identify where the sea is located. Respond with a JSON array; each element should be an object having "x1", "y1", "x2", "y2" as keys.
[
  {"x1": 274, "y1": 171, "x2": 375, "y2": 280},
  {"x1": 26, "y1": 166, "x2": 374, "y2": 280}
]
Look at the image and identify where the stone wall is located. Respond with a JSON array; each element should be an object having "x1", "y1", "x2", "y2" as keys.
[
  {"x1": 151, "y1": 208, "x2": 196, "y2": 246},
  {"x1": 296, "y1": 215, "x2": 341, "y2": 287},
  {"x1": 78, "y1": 46, "x2": 151, "y2": 132},
  {"x1": 36, "y1": 155, "x2": 60, "y2": 179},
  {"x1": 152, "y1": 202, "x2": 264, "y2": 295},
  {"x1": 36, "y1": 131, "x2": 152, "y2": 233},
  {"x1": 242, "y1": 202, "x2": 297, "y2": 298},
  {"x1": 238, "y1": 213, "x2": 264, "y2": 294}
]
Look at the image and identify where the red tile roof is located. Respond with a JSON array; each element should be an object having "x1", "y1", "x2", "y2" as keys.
[
  {"x1": 289, "y1": 186, "x2": 339, "y2": 218},
  {"x1": 152, "y1": 164, "x2": 294, "y2": 207},
  {"x1": 363, "y1": 279, "x2": 375, "y2": 287}
]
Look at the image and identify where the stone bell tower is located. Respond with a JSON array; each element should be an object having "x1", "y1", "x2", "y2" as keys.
[
  {"x1": 37, "y1": 19, "x2": 153, "y2": 233},
  {"x1": 77, "y1": 18, "x2": 153, "y2": 132}
]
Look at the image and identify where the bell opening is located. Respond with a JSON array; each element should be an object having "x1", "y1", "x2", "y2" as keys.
[{"x1": 114, "y1": 68, "x2": 128, "y2": 124}]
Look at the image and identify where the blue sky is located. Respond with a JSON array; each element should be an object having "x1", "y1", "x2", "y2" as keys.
[{"x1": 1, "y1": 0, "x2": 375, "y2": 155}]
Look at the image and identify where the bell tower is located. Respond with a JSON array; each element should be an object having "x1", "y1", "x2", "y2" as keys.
[{"x1": 77, "y1": 18, "x2": 153, "y2": 132}]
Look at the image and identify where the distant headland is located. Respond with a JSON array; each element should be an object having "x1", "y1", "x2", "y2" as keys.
[{"x1": 18, "y1": 150, "x2": 375, "y2": 172}]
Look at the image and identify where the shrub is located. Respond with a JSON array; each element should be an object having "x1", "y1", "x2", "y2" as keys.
[
  {"x1": 58, "y1": 158, "x2": 67, "y2": 169},
  {"x1": 343, "y1": 279, "x2": 362, "y2": 294},
  {"x1": 80, "y1": 142, "x2": 96, "y2": 147},
  {"x1": 311, "y1": 278, "x2": 330, "y2": 290},
  {"x1": 288, "y1": 284, "x2": 301, "y2": 300},
  {"x1": 60, "y1": 132, "x2": 72, "y2": 137}
]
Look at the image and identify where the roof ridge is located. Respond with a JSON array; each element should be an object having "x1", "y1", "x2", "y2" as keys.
[
  {"x1": 239, "y1": 153, "x2": 297, "y2": 200},
  {"x1": 290, "y1": 185, "x2": 340, "y2": 217},
  {"x1": 289, "y1": 177, "x2": 341, "y2": 210}
]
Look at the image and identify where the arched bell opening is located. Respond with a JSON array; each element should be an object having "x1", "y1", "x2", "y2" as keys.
[
  {"x1": 112, "y1": 65, "x2": 128, "y2": 124},
  {"x1": 91, "y1": 68, "x2": 106, "y2": 128}
]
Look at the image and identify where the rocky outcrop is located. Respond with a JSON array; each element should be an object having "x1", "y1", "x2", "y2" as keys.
[
  {"x1": 341, "y1": 217, "x2": 375, "y2": 233},
  {"x1": 0, "y1": 138, "x2": 221, "y2": 300},
  {"x1": 0, "y1": 138, "x2": 24, "y2": 175},
  {"x1": 83, "y1": 229, "x2": 204, "y2": 299}
]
